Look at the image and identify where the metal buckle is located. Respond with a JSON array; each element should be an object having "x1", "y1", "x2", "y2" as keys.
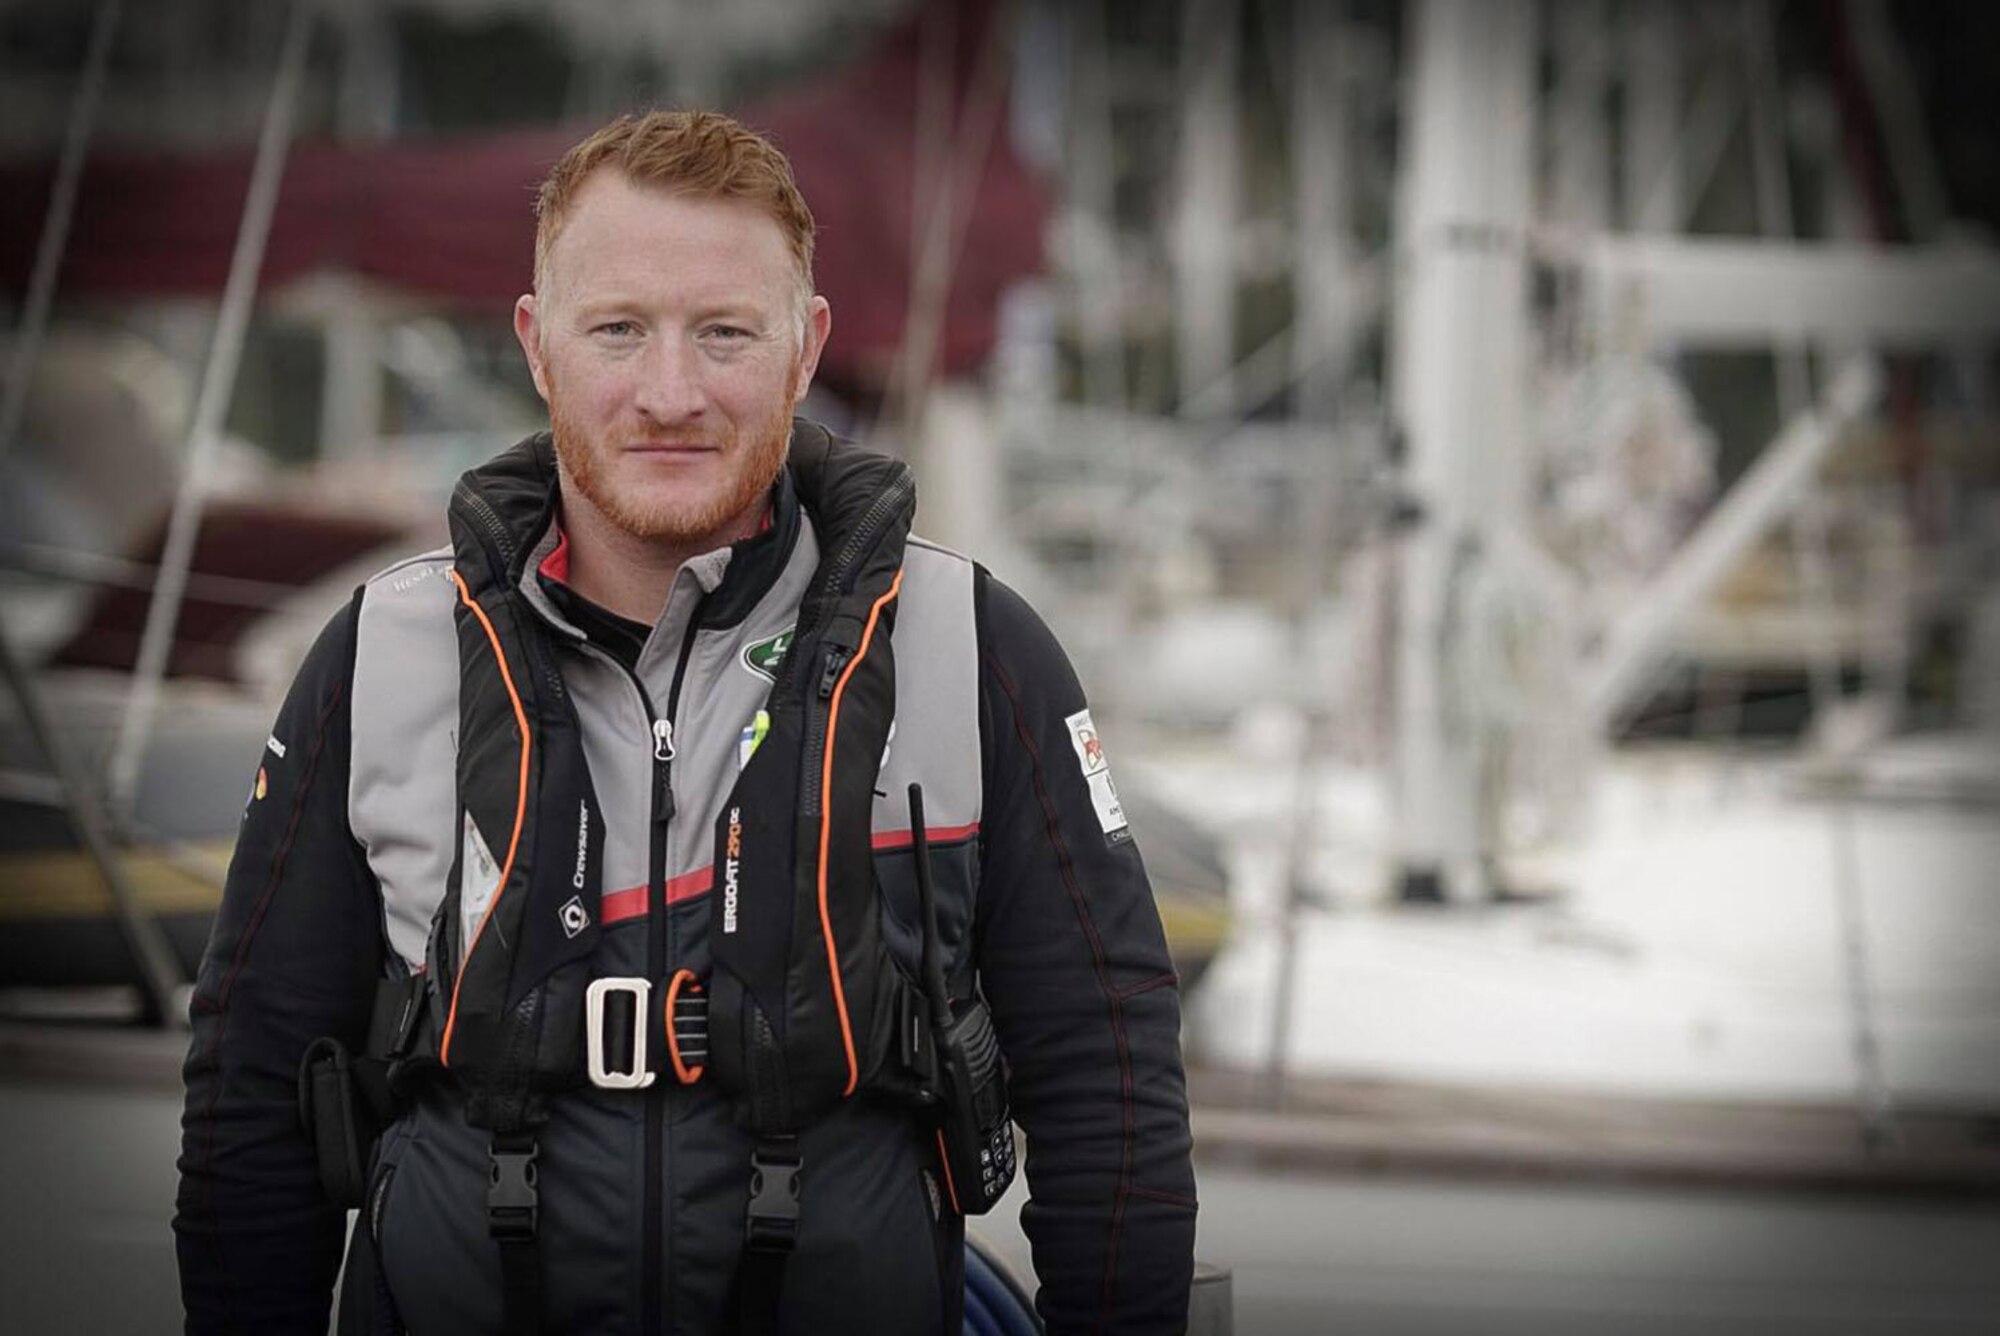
[
  {"x1": 745, "y1": 1141, "x2": 802, "y2": 1254},
  {"x1": 487, "y1": 1141, "x2": 539, "y2": 1241},
  {"x1": 585, "y1": 977, "x2": 655, "y2": 1090}
]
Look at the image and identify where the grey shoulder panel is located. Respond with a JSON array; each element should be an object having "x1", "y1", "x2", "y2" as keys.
[
  {"x1": 873, "y1": 538, "x2": 981, "y2": 835},
  {"x1": 350, "y1": 547, "x2": 459, "y2": 971}
]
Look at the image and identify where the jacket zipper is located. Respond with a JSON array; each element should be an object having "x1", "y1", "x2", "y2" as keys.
[
  {"x1": 772, "y1": 468, "x2": 911, "y2": 701},
  {"x1": 553, "y1": 598, "x2": 697, "y2": 1336},
  {"x1": 641, "y1": 600, "x2": 704, "y2": 1336},
  {"x1": 798, "y1": 643, "x2": 851, "y2": 820},
  {"x1": 819, "y1": 471, "x2": 912, "y2": 599},
  {"x1": 452, "y1": 481, "x2": 521, "y2": 573}
]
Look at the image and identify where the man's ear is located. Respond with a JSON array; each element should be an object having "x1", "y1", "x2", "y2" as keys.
[
  {"x1": 513, "y1": 294, "x2": 551, "y2": 403},
  {"x1": 793, "y1": 296, "x2": 832, "y2": 404}
]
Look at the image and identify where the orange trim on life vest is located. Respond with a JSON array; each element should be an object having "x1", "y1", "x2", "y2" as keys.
[
  {"x1": 934, "y1": 1127, "x2": 962, "y2": 1215},
  {"x1": 664, "y1": 968, "x2": 705, "y2": 1084},
  {"x1": 439, "y1": 568, "x2": 532, "y2": 1068},
  {"x1": 817, "y1": 566, "x2": 904, "y2": 1098}
]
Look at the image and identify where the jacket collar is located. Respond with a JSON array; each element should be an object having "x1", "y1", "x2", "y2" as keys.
[{"x1": 448, "y1": 418, "x2": 908, "y2": 631}]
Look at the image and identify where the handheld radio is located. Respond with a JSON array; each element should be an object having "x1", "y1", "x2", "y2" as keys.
[{"x1": 908, "y1": 783, "x2": 1017, "y2": 1213}]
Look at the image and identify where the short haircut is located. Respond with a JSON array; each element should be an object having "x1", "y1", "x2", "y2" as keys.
[{"x1": 532, "y1": 109, "x2": 817, "y2": 304}]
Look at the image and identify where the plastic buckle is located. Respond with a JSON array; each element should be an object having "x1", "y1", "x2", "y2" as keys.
[
  {"x1": 487, "y1": 1141, "x2": 539, "y2": 1241},
  {"x1": 586, "y1": 977, "x2": 656, "y2": 1090},
  {"x1": 666, "y1": 970, "x2": 708, "y2": 1085},
  {"x1": 745, "y1": 1141, "x2": 802, "y2": 1254}
]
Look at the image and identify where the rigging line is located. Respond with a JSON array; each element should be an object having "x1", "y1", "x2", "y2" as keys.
[
  {"x1": 1743, "y1": 0, "x2": 1812, "y2": 416},
  {"x1": 879, "y1": 0, "x2": 1015, "y2": 443},
  {"x1": 1068, "y1": 0, "x2": 1129, "y2": 413},
  {"x1": 1747, "y1": 0, "x2": 1898, "y2": 1151},
  {"x1": 1634, "y1": 67, "x2": 1742, "y2": 239},
  {"x1": 0, "y1": 0, "x2": 123, "y2": 471},
  {"x1": 874, "y1": 0, "x2": 958, "y2": 441},
  {"x1": 0, "y1": 620, "x2": 187, "y2": 1028},
  {"x1": 108, "y1": 0, "x2": 317, "y2": 816},
  {"x1": 1, "y1": 540, "x2": 317, "y2": 610}
]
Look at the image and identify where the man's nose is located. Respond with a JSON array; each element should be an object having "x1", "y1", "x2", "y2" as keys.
[{"x1": 632, "y1": 335, "x2": 705, "y2": 424}]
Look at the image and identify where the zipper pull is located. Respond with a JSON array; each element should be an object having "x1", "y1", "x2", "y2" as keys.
[
  {"x1": 817, "y1": 646, "x2": 850, "y2": 700},
  {"x1": 653, "y1": 719, "x2": 675, "y2": 762}
]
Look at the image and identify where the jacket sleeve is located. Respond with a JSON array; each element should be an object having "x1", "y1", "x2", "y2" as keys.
[
  {"x1": 175, "y1": 592, "x2": 385, "y2": 1335},
  {"x1": 971, "y1": 570, "x2": 1198, "y2": 1335}
]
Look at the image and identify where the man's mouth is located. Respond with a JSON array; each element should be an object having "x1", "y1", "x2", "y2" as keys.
[{"x1": 624, "y1": 441, "x2": 722, "y2": 456}]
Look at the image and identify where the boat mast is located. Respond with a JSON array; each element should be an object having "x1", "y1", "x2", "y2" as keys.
[{"x1": 1388, "y1": 0, "x2": 1537, "y2": 904}]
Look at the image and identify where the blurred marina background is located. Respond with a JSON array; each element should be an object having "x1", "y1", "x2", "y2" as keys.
[{"x1": 1, "y1": 0, "x2": 1998, "y2": 1331}]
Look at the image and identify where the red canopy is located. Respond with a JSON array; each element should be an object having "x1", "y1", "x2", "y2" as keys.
[{"x1": 0, "y1": 6, "x2": 1045, "y2": 391}]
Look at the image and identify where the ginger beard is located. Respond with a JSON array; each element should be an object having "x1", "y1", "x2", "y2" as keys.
[{"x1": 548, "y1": 349, "x2": 799, "y2": 546}]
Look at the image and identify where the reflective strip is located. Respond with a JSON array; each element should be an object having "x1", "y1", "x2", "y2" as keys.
[
  {"x1": 870, "y1": 822, "x2": 980, "y2": 853},
  {"x1": 599, "y1": 867, "x2": 713, "y2": 926}
]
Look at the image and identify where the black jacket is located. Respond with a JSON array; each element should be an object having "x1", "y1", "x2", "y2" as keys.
[{"x1": 175, "y1": 431, "x2": 1197, "y2": 1333}]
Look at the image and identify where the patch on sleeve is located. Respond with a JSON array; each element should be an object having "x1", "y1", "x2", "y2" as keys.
[{"x1": 1064, "y1": 708, "x2": 1131, "y2": 845}]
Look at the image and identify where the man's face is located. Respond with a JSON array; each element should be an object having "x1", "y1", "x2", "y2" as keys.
[{"x1": 513, "y1": 172, "x2": 830, "y2": 548}]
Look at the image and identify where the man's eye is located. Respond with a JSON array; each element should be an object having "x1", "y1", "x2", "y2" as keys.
[
  {"x1": 704, "y1": 325, "x2": 751, "y2": 341},
  {"x1": 594, "y1": 321, "x2": 638, "y2": 337}
]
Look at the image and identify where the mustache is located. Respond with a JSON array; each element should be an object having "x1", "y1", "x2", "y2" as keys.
[{"x1": 612, "y1": 430, "x2": 733, "y2": 449}]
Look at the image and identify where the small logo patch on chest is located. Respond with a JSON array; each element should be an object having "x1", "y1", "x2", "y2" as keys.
[{"x1": 740, "y1": 628, "x2": 795, "y2": 682}]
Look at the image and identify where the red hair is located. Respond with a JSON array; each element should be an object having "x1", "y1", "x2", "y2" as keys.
[{"x1": 533, "y1": 109, "x2": 816, "y2": 301}]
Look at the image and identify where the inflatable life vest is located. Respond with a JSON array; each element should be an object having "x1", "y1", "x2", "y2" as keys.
[{"x1": 423, "y1": 425, "x2": 919, "y2": 1140}]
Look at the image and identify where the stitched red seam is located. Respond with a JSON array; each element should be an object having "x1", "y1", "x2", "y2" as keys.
[
  {"x1": 192, "y1": 676, "x2": 342, "y2": 1330},
  {"x1": 218, "y1": 691, "x2": 335, "y2": 1008},
  {"x1": 1126, "y1": 1184, "x2": 1198, "y2": 1209},
  {"x1": 1115, "y1": 971, "x2": 1179, "y2": 1002},
  {"x1": 989, "y1": 652, "x2": 1133, "y2": 1334}
]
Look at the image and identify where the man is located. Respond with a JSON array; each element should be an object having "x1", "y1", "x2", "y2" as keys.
[{"x1": 175, "y1": 110, "x2": 1196, "y2": 1335}]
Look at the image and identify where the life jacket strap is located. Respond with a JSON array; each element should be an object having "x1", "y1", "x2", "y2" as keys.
[
  {"x1": 576, "y1": 968, "x2": 937, "y2": 1098},
  {"x1": 735, "y1": 1136, "x2": 802, "y2": 1336},
  {"x1": 745, "y1": 1137, "x2": 801, "y2": 1252},
  {"x1": 580, "y1": 973, "x2": 709, "y2": 1089},
  {"x1": 584, "y1": 977, "x2": 658, "y2": 1090},
  {"x1": 488, "y1": 1131, "x2": 542, "y2": 1336},
  {"x1": 370, "y1": 970, "x2": 426, "y2": 1061},
  {"x1": 354, "y1": 968, "x2": 441, "y2": 1099}
]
